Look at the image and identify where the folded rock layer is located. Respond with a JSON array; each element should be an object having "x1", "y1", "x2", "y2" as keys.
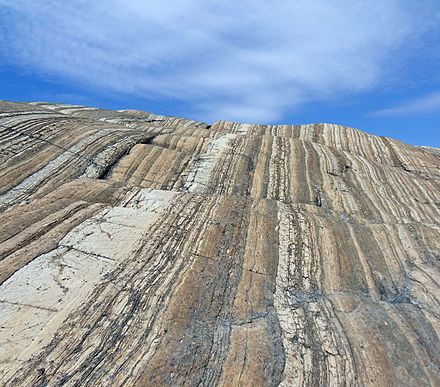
[{"x1": 0, "y1": 101, "x2": 439, "y2": 386}]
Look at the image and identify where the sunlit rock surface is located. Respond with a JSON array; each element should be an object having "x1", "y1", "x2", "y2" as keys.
[{"x1": 0, "y1": 100, "x2": 439, "y2": 386}]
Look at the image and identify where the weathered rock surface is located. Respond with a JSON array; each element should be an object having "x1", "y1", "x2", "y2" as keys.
[{"x1": 0, "y1": 100, "x2": 439, "y2": 386}]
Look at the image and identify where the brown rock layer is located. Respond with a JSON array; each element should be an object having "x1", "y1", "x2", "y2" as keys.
[{"x1": 0, "y1": 101, "x2": 439, "y2": 386}]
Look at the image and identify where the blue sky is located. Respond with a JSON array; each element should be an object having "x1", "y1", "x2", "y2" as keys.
[{"x1": 1, "y1": 1, "x2": 439, "y2": 147}]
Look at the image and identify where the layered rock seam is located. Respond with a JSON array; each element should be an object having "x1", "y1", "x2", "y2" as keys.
[{"x1": 0, "y1": 101, "x2": 439, "y2": 386}]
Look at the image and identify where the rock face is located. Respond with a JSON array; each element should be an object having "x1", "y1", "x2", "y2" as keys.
[{"x1": 0, "y1": 100, "x2": 439, "y2": 386}]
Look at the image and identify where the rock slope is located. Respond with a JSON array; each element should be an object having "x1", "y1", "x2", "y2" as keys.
[{"x1": 0, "y1": 100, "x2": 439, "y2": 386}]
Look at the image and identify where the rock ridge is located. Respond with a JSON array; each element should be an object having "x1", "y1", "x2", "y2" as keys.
[{"x1": 0, "y1": 101, "x2": 439, "y2": 386}]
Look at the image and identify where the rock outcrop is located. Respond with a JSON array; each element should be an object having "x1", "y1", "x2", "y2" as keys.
[{"x1": 0, "y1": 100, "x2": 439, "y2": 386}]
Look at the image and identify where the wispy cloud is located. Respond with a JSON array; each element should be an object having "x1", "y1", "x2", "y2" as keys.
[
  {"x1": 371, "y1": 92, "x2": 440, "y2": 116},
  {"x1": 0, "y1": 0, "x2": 433, "y2": 122}
]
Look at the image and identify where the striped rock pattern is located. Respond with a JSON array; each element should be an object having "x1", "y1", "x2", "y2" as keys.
[{"x1": 0, "y1": 101, "x2": 439, "y2": 386}]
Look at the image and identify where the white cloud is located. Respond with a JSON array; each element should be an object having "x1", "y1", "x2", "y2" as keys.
[
  {"x1": 0, "y1": 0, "x2": 432, "y2": 122},
  {"x1": 371, "y1": 92, "x2": 440, "y2": 116}
]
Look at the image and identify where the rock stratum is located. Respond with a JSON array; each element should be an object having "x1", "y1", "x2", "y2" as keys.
[{"x1": 0, "y1": 100, "x2": 439, "y2": 386}]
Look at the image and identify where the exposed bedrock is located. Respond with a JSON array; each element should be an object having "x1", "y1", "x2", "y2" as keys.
[{"x1": 0, "y1": 101, "x2": 439, "y2": 386}]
